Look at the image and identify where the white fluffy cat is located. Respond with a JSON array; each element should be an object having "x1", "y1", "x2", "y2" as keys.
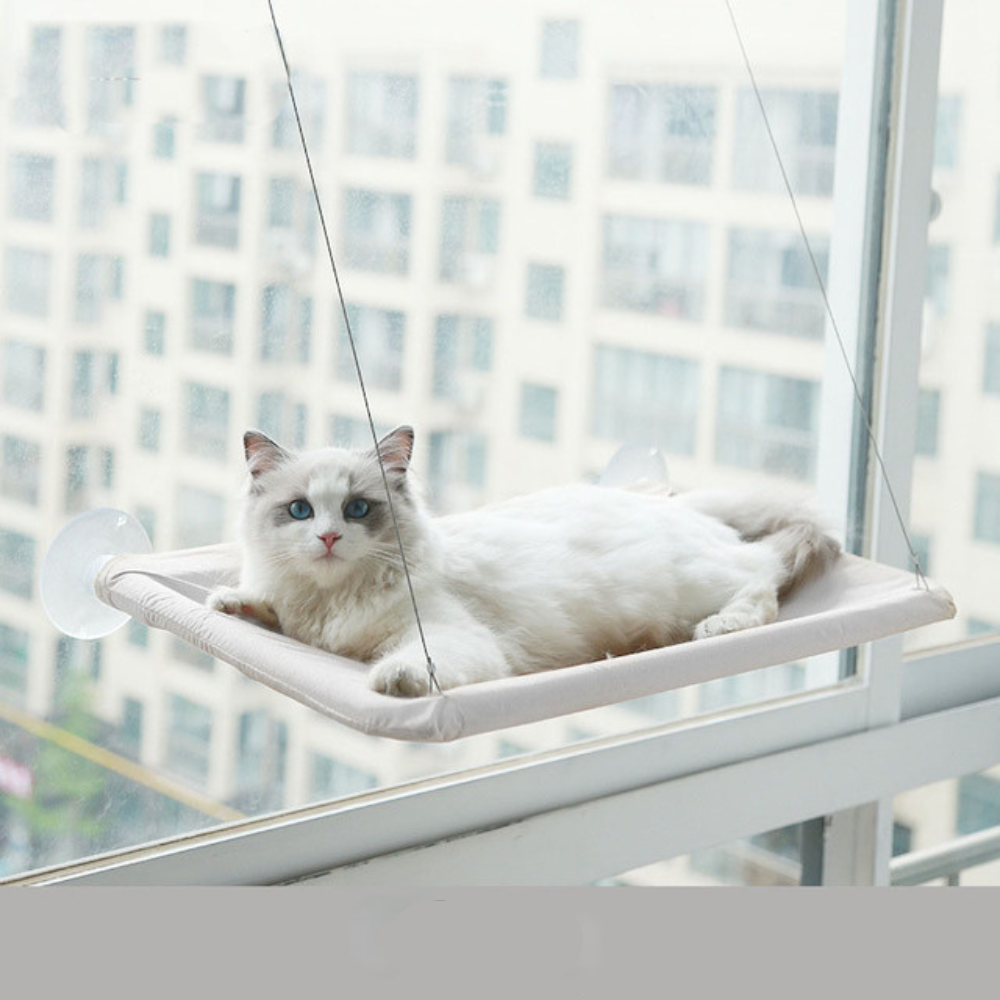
[{"x1": 208, "y1": 426, "x2": 840, "y2": 697}]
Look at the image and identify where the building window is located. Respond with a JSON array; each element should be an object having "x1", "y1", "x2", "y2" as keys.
[
  {"x1": 4, "y1": 247, "x2": 51, "y2": 317},
  {"x1": 925, "y1": 244, "x2": 950, "y2": 316},
  {"x1": 176, "y1": 485, "x2": 225, "y2": 549},
  {"x1": 138, "y1": 409, "x2": 162, "y2": 452},
  {"x1": 734, "y1": 88, "x2": 838, "y2": 197},
  {"x1": 519, "y1": 384, "x2": 559, "y2": 442},
  {"x1": 2, "y1": 341, "x2": 46, "y2": 411},
  {"x1": 715, "y1": 367, "x2": 820, "y2": 482},
  {"x1": 191, "y1": 279, "x2": 236, "y2": 354},
  {"x1": 79, "y1": 157, "x2": 123, "y2": 229},
  {"x1": 956, "y1": 773, "x2": 1000, "y2": 836},
  {"x1": 336, "y1": 304, "x2": 405, "y2": 391},
  {"x1": 445, "y1": 77, "x2": 508, "y2": 168},
  {"x1": 74, "y1": 253, "x2": 124, "y2": 323},
  {"x1": 144, "y1": 311, "x2": 166, "y2": 355},
  {"x1": 119, "y1": 698, "x2": 144, "y2": 758},
  {"x1": 71, "y1": 350, "x2": 120, "y2": 420},
  {"x1": 15, "y1": 26, "x2": 64, "y2": 128},
  {"x1": 136, "y1": 506, "x2": 157, "y2": 546},
  {"x1": 995, "y1": 178, "x2": 1000, "y2": 245},
  {"x1": 0, "y1": 528, "x2": 35, "y2": 599},
  {"x1": 267, "y1": 178, "x2": 295, "y2": 228},
  {"x1": 440, "y1": 196, "x2": 500, "y2": 284},
  {"x1": 347, "y1": 72, "x2": 418, "y2": 159},
  {"x1": 432, "y1": 315, "x2": 493, "y2": 402},
  {"x1": 726, "y1": 228, "x2": 829, "y2": 339},
  {"x1": 8, "y1": 153, "x2": 55, "y2": 222},
  {"x1": 149, "y1": 213, "x2": 171, "y2": 257},
  {"x1": 200, "y1": 75, "x2": 246, "y2": 143},
  {"x1": 261, "y1": 285, "x2": 311, "y2": 364},
  {"x1": 915, "y1": 389, "x2": 941, "y2": 458},
  {"x1": 257, "y1": 393, "x2": 308, "y2": 450},
  {"x1": 342, "y1": 189, "x2": 411, "y2": 275},
  {"x1": 533, "y1": 142, "x2": 573, "y2": 199},
  {"x1": 428, "y1": 431, "x2": 488, "y2": 503},
  {"x1": 602, "y1": 215, "x2": 708, "y2": 319},
  {"x1": 591, "y1": 346, "x2": 699, "y2": 455},
  {"x1": 235, "y1": 711, "x2": 288, "y2": 809},
  {"x1": 607, "y1": 84, "x2": 716, "y2": 186},
  {"x1": 934, "y1": 95, "x2": 961, "y2": 170},
  {"x1": 153, "y1": 118, "x2": 176, "y2": 159},
  {"x1": 183, "y1": 383, "x2": 230, "y2": 462},
  {"x1": 165, "y1": 694, "x2": 213, "y2": 786},
  {"x1": 974, "y1": 472, "x2": 1000, "y2": 545},
  {"x1": 540, "y1": 20, "x2": 579, "y2": 79},
  {"x1": 525, "y1": 263, "x2": 566, "y2": 321},
  {"x1": 194, "y1": 172, "x2": 241, "y2": 249},
  {"x1": 984, "y1": 325, "x2": 1000, "y2": 396},
  {"x1": 127, "y1": 620, "x2": 149, "y2": 649},
  {"x1": 271, "y1": 74, "x2": 326, "y2": 150},
  {"x1": 160, "y1": 25, "x2": 187, "y2": 65},
  {"x1": 310, "y1": 753, "x2": 377, "y2": 801},
  {"x1": 264, "y1": 178, "x2": 317, "y2": 264},
  {"x1": 968, "y1": 619, "x2": 1000, "y2": 638},
  {"x1": 0, "y1": 622, "x2": 30, "y2": 702},
  {"x1": 65, "y1": 445, "x2": 114, "y2": 514},
  {"x1": 0, "y1": 436, "x2": 40, "y2": 506},
  {"x1": 86, "y1": 27, "x2": 135, "y2": 134}
]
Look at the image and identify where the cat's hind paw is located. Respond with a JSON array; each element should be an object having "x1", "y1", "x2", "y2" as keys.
[
  {"x1": 207, "y1": 587, "x2": 281, "y2": 631},
  {"x1": 368, "y1": 657, "x2": 435, "y2": 698}
]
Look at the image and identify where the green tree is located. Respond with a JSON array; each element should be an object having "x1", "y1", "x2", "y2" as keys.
[{"x1": 8, "y1": 673, "x2": 111, "y2": 868}]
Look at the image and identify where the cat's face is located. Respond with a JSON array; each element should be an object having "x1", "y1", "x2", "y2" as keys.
[{"x1": 238, "y1": 426, "x2": 417, "y2": 585}]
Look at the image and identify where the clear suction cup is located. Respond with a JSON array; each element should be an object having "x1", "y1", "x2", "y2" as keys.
[
  {"x1": 599, "y1": 444, "x2": 670, "y2": 488},
  {"x1": 40, "y1": 507, "x2": 152, "y2": 640}
]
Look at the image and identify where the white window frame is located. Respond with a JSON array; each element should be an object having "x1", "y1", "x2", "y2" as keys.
[{"x1": 13, "y1": 0, "x2": 1000, "y2": 889}]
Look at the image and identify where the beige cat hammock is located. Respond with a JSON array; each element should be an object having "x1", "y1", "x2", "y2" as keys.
[{"x1": 39, "y1": 1, "x2": 956, "y2": 743}]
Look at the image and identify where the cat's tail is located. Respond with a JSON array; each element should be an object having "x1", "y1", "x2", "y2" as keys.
[{"x1": 676, "y1": 488, "x2": 842, "y2": 597}]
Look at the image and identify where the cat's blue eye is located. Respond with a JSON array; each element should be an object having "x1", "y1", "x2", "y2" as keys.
[
  {"x1": 288, "y1": 499, "x2": 313, "y2": 520},
  {"x1": 344, "y1": 498, "x2": 370, "y2": 520}
]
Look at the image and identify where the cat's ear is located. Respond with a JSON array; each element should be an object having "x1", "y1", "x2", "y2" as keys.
[
  {"x1": 244, "y1": 430, "x2": 290, "y2": 484},
  {"x1": 374, "y1": 425, "x2": 414, "y2": 476}
]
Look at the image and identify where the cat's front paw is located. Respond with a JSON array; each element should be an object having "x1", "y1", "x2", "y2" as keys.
[
  {"x1": 693, "y1": 610, "x2": 763, "y2": 640},
  {"x1": 368, "y1": 656, "x2": 437, "y2": 698},
  {"x1": 207, "y1": 587, "x2": 281, "y2": 630}
]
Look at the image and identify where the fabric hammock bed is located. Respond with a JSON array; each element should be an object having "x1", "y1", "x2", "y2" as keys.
[
  {"x1": 94, "y1": 544, "x2": 955, "y2": 742},
  {"x1": 41, "y1": 2, "x2": 956, "y2": 744}
]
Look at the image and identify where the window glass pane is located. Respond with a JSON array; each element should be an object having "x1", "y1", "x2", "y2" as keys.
[
  {"x1": 0, "y1": 1, "x2": 875, "y2": 879},
  {"x1": 519, "y1": 383, "x2": 558, "y2": 442},
  {"x1": 602, "y1": 216, "x2": 708, "y2": 319},
  {"x1": 608, "y1": 84, "x2": 716, "y2": 185},
  {"x1": 602, "y1": 820, "x2": 820, "y2": 886},
  {"x1": 906, "y1": 1, "x2": 1000, "y2": 648},
  {"x1": 200, "y1": 75, "x2": 246, "y2": 143},
  {"x1": 893, "y1": 771, "x2": 1000, "y2": 886},
  {"x1": 8, "y1": 153, "x2": 55, "y2": 222},
  {"x1": 540, "y1": 20, "x2": 579, "y2": 79},
  {"x1": 533, "y1": 142, "x2": 572, "y2": 199},
  {"x1": 347, "y1": 72, "x2": 418, "y2": 159}
]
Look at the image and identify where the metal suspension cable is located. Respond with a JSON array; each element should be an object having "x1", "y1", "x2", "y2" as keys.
[
  {"x1": 723, "y1": 0, "x2": 928, "y2": 588},
  {"x1": 265, "y1": 0, "x2": 442, "y2": 691}
]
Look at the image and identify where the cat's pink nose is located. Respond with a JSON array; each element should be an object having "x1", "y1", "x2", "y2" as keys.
[{"x1": 318, "y1": 532, "x2": 341, "y2": 552}]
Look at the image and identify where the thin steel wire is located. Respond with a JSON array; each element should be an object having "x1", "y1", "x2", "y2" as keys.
[
  {"x1": 265, "y1": 0, "x2": 442, "y2": 691},
  {"x1": 723, "y1": 0, "x2": 928, "y2": 589}
]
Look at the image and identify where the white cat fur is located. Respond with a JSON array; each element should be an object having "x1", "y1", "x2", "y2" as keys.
[{"x1": 208, "y1": 426, "x2": 841, "y2": 697}]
